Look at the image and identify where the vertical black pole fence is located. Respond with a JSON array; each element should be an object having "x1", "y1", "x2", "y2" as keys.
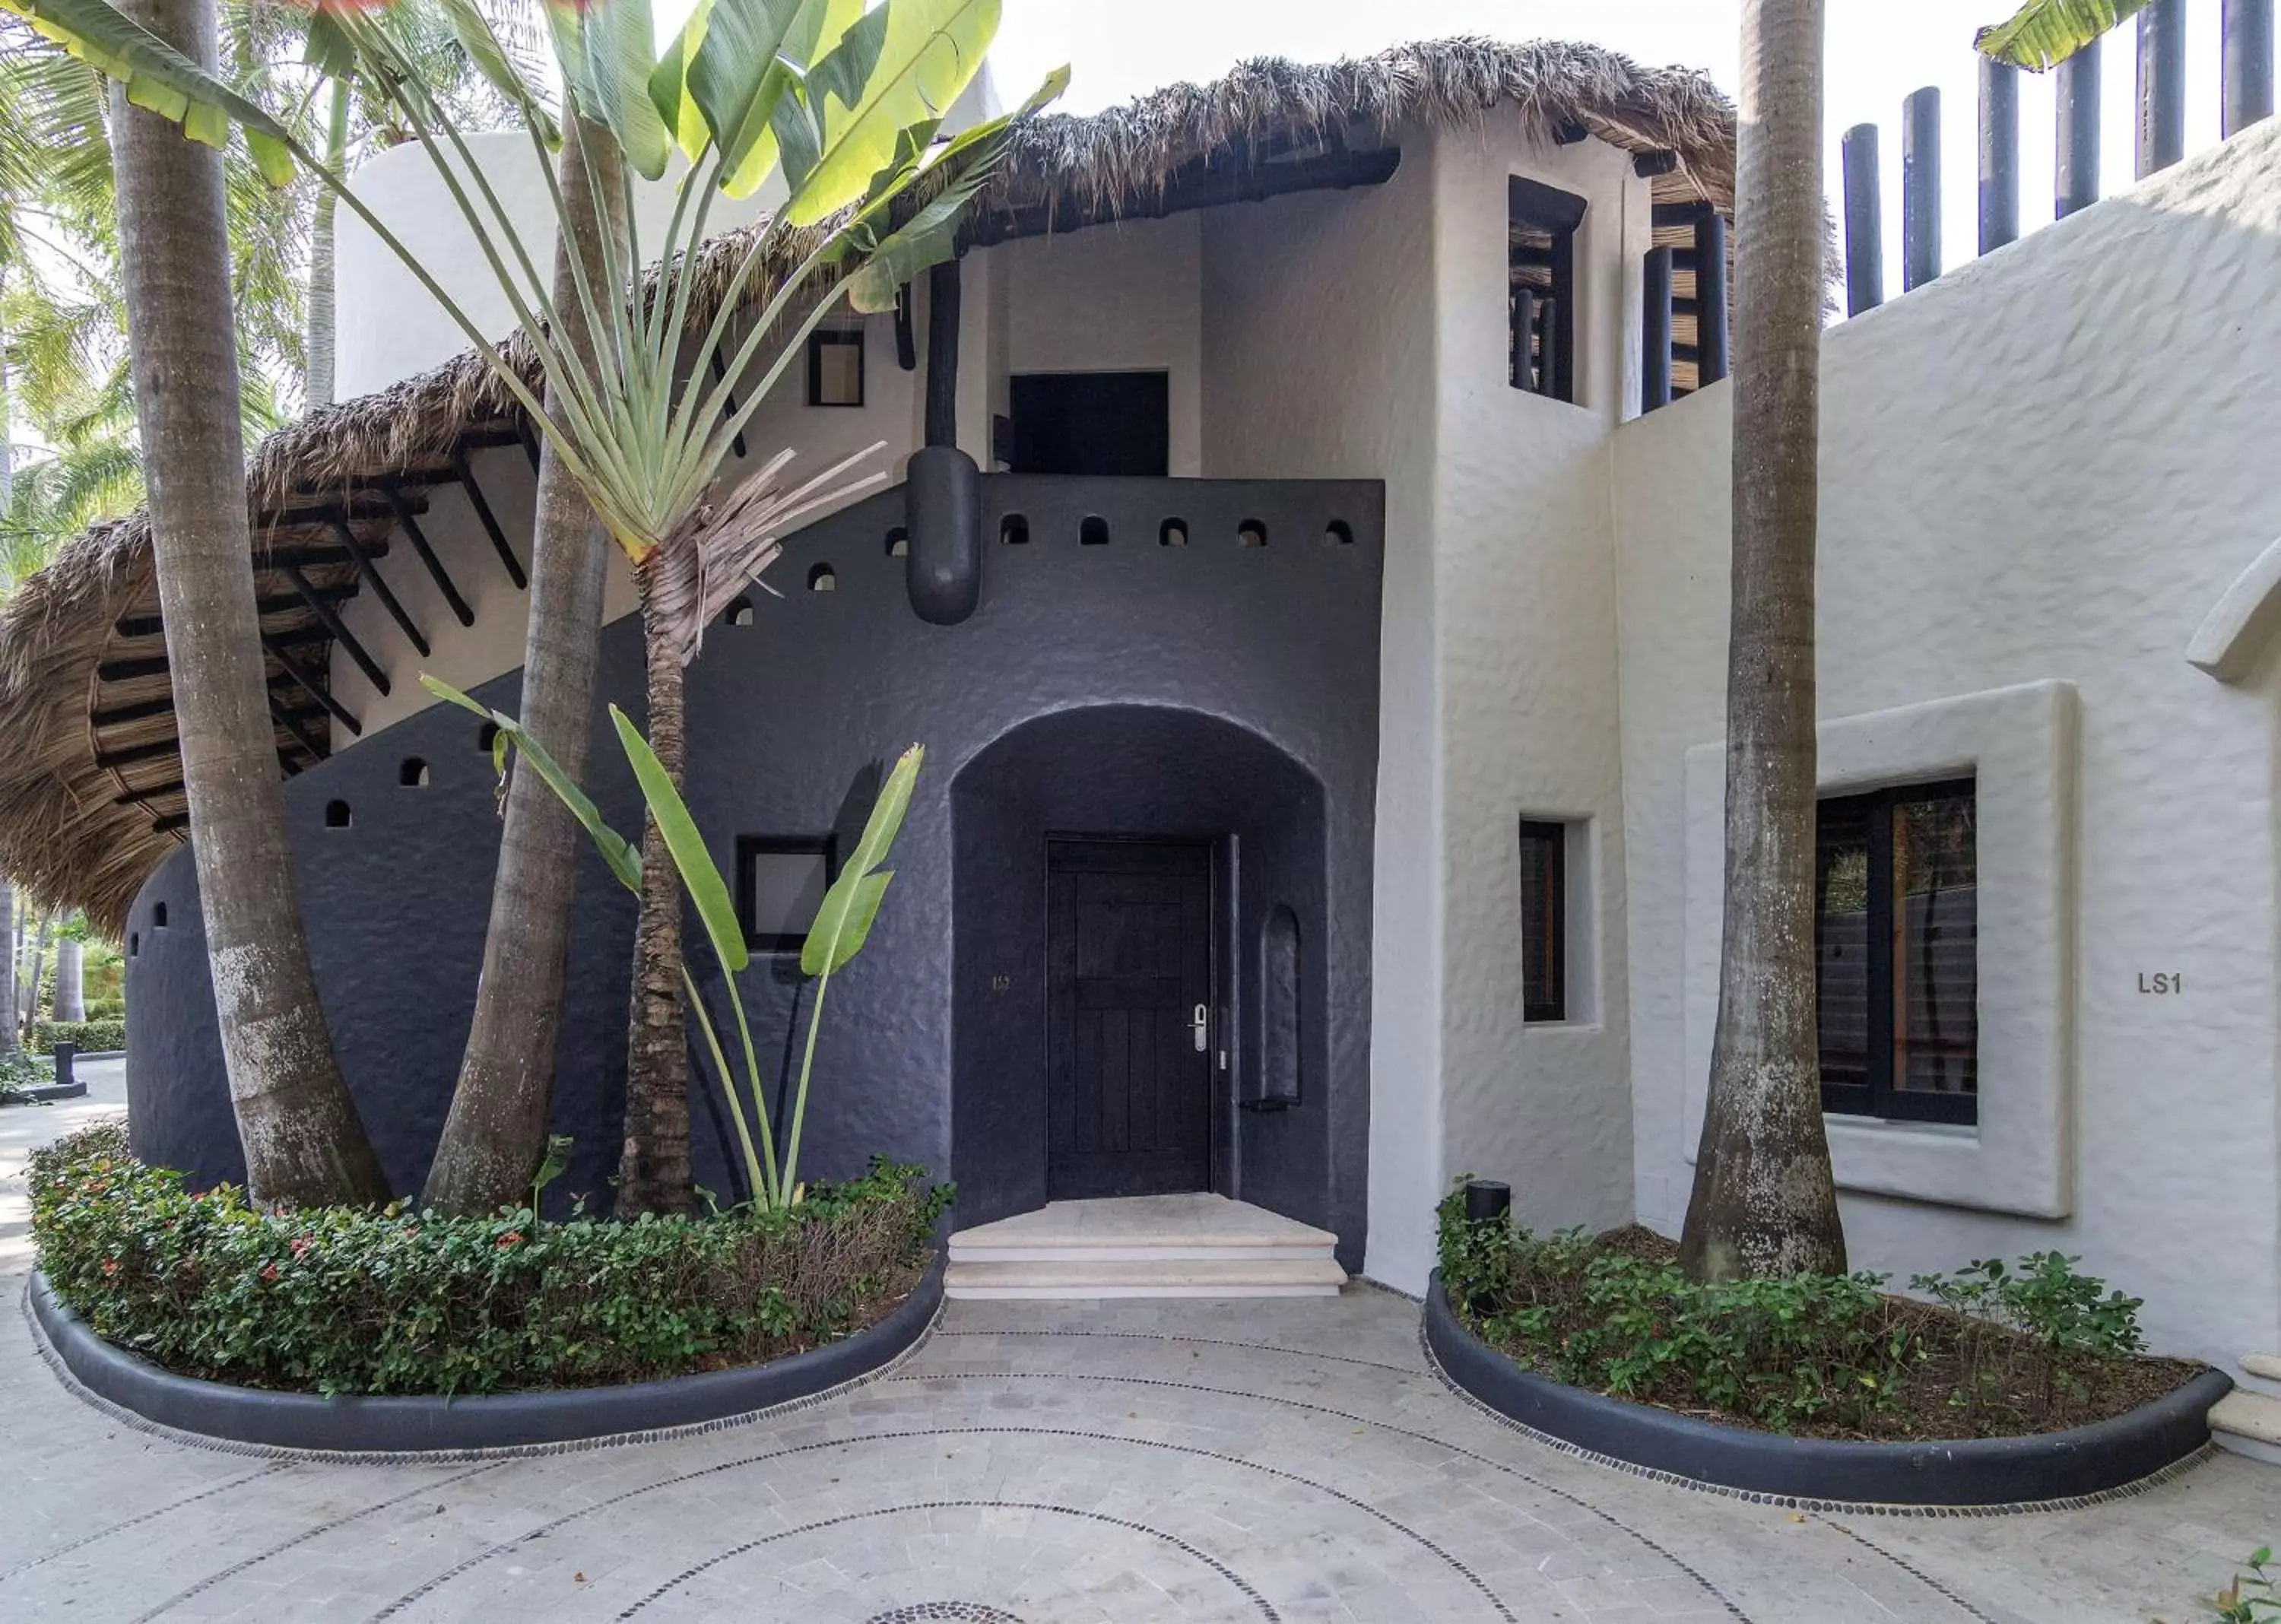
[
  {"x1": 1693, "y1": 212, "x2": 1729, "y2": 385},
  {"x1": 1841, "y1": 122, "x2": 1884, "y2": 315},
  {"x1": 1979, "y1": 57, "x2": 2020, "y2": 252},
  {"x1": 2225, "y1": 0, "x2": 2276, "y2": 135},
  {"x1": 2137, "y1": 0, "x2": 2187, "y2": 176},
  {"x1": 1642, "y1": 246, "x2": 1673, "y2": 414},
  {"x1": 2057, "y1": 43, "x2": 2102, "y2": 217},
  {"x1": 1512, "y1": 286, "x2": 1537, "y2": 392},
  {"x1": 1902, "y1": 87, "x2": 1941, "y2": 290}
]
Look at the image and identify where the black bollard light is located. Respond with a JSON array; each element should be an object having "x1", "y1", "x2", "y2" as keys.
[{"x1": 1464, "y1": 1179, "x2": 1512, "y2": 1224}]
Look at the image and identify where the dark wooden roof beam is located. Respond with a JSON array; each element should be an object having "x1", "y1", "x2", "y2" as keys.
[
  {"x1": 98, "y1": 629, "x2": 329, "y2": 684},
  {"x1": 452, "y1": 449, "x2": 528, "y2": 589},
  {"x1": 114, "y1": 585, "x2": 355, "y2": 639},
  {"x1": 379, "y1": 477, "x2": 474, "y2": 627},
  {"x1": 282, "y1": 562, "x2": 391, "y2": 696},
  {"x1": 263, "y1": 633, "x2": 362, "y2": 737},
  {"x1": 327, "y1": 517, "x2": 430, "y2": 658}
]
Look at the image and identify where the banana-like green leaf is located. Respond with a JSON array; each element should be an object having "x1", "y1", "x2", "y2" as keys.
[
  {"x1": 648, "y1": 0, "x2": 715, "y2": 160},
  {"x1": 1975, "y1": 0, "x2": 2147, "y2": 68},
  {"x1": 800, "y1": 743, "x2": 923, "y2": 977},
  {"x1": 432, "y1": 0, "x2": 560, "y2": 147},
  {"x1": 0, "y1": 0, "x2": 297, "y2": 184},
  {"x1": 419, "y1": 676, "x2": 643, "y2": 895},
  {"x1": 573, "y1": 0, "x2": 674, "y2": 179},
  {"x1": 779, "y1": 0, "x2": 1001, "y2": 227},
  {"x1": 685, "y1": 0, "x2": 810, "y2": 186},
  {"x1": 800, "y1": 871, "x2": 891, "y2": 976},
  {"x1": 717, "y1": 0, "x2": 863, "y2": 198},
  {"x1": 609, "y1": 706, "x2": 750, "y2": 975}
]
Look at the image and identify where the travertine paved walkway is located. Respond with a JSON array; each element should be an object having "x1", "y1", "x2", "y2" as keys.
[{"x1": 5, "y1": 1080, "x2": 2279, "y2": 1622}]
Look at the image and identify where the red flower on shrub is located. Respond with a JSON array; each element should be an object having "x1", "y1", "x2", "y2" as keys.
[
  {"x1": 100, "y1": 1258, "x2": 119, "y2": 1278},
  {"x1": 496, "y1": 1231, "x2": 525, "y2": 1250},
  {"x1": 290, "y1": 1235, "x2": 315, "y2": 1260},
  {"x1": 260, "y1": 1261, "x2": 279, "y2": 1283}
]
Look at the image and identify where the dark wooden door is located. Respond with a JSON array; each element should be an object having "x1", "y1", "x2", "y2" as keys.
[{"x1": 1047, "y1": 839, "x2": 1213, "y2": 1198}]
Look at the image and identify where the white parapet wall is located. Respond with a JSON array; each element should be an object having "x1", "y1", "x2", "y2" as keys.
[{"x1": 1614, "y1": 116, "x2": 2281, "y2": 1369}]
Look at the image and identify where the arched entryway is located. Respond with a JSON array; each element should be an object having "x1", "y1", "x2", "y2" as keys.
[{"x1": 949, "y1": 704, "x2": 1362, "y2": 1262}]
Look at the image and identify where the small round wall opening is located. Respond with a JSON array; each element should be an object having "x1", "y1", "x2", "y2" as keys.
[
  {"x1": 152, "y1": 902, "x2": 168, "y2": 928},
  {"x1": 399, "y1": 757, "x2": 430, "y2": 787},
  {"x1": 1238, "y1": 520, "x2": 1268, "y2": 548},
  {"x1": 1000, "y1": 514, "x2": 1029, "y2": 546},
  {"x1": 477, "y1": 722, "x2": 500, "y2": 754},
  {"x1": 128, "y1": 933, "x2": 138, "y2": 958},
  {"x1": 324, "y1": 799, "x2": 353, "y2": 829},
  {"x1": 808, "y1": 563, "x2": 838, "y2": 592},
  {"x1": 725, "y1": 595, "x2": 754, "y2": 626},
  {"x1": 1160, "y1": 519, "x2": 1188, "y2": 547},
  {"x1": 1080, "y1": 515, "x2": 1109, "y2": 547},
  {"x1": 886, "y1": 527, "x2": 909, "y2": 557},
  {"x1": 1326, "y1": 520, "x2": 1354, "y2": 546}
]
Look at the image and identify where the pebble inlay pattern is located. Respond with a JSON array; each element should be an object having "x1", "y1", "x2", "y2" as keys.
[{"x1": 864, "y1": 1607, "x2": 1025, "y2": 1623}]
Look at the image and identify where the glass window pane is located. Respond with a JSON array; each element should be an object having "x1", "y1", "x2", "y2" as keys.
[
  {"x1": 1816, "y1": 795, "x2": 1873, "y2": 1095},
  {"x1": 1892, "y1": 791, "x2": 1977, "y2": 1096},
  {"x1": 747, "y1": 848, "x2": 830, "y2": 945}
]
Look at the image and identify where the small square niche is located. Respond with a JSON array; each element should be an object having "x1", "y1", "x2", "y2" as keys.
[
  {"x1": 738, "y1": 836, "x2": 838, "y2": 953},
  {"x1": 807, "y1": 330, "x2": 864, "y2": 408}
]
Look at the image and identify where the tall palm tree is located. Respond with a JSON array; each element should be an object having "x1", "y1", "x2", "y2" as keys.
[
  {"x1": 1679, "y1": 0, "x2": 1848, "y2": 1283},
  {"x1": 421, "y1": 112, "x2": 621, "y2": 1214},
  {"x1": 108, "y1": 0, "x2": 386, "y2": 1205},
  {"x1": 0, "y1": 883, "x2": 17, "y2": 1058}
]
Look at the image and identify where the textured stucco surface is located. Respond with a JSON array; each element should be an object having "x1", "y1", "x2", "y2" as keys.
[
  {"x1": 131, "y1": 477, "x2": 1384, "y2": 1264},
  {"x1": 1614, "y1": 118, "x2": 2281, "y2": 1370}
]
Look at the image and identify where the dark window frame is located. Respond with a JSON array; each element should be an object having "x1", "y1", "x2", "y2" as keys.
[
  {"x1": 736, "y1": 835, "x2": 839, "y2": 955},
  {"x1": 1509, "y1": 176, "x2": 1587, "y2": 404},
  {"x1": 1518, "y1": 818, "x2": 1568, "y2": 1023},
  {"x1": 806, "y1": 329, "x2": 865, "y2": 408},
  {"x1": 1817, "y1": 778, "x2": 1978, "y2": 1127}
]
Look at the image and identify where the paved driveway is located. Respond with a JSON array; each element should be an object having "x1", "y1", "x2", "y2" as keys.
[{"x1": 5, "y1": 1080, "x2": 2280, "y2": 1622}]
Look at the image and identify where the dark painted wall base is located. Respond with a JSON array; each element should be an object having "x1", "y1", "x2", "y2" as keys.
[
  {"x1": 29, "y1": 1256, "x2": 942, "y2": 1455},
  {"x1": 1424, "y1": 1271, "x2": 2231, "y2": 1507}
]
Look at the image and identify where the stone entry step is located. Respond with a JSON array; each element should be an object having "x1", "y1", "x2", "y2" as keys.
[{"x1": 946, "y1": 1194, "x2": 1346, "y2": 1299}]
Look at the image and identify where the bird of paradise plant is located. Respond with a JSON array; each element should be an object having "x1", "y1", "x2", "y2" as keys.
[{"x1": 426, "y1": 672, "x2": 920, "y2": 1212}]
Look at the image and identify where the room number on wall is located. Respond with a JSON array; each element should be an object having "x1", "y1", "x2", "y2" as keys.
[{"x1": 2137, "y1": 972, "x2": 2183, "y2": 995}]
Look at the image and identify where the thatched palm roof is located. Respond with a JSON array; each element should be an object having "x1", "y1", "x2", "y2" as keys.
[{"x1": 0, "y1": 36, "x2": 1736, "y2": 934}]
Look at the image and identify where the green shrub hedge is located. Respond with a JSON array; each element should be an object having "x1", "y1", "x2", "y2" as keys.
[
  {"x1": 1437, "y1": 1184, "x2": 2173, "y2": 1440},
  {"x1": 31, "y1": 1123, "x2": 946, "y2": 1397},
  {"x1": 31, "y1": 1018, "x2": 125, "y2": 1055}
]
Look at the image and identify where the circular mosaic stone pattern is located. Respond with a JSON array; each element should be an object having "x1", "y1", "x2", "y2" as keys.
[{"x1": 862, "y1": 1606, "x2": 1024, "y2": 1624}]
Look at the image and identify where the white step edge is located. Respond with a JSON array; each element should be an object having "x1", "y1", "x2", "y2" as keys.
[
  {"x1": 948, "y1": 1242, "x2": 1336, "y2": 1264},
  {"x1": 2212, "y1": 1391, "x2": 2281, "y2": 1467},
  {"x1": 944, "y1": 1257, "x2": 1346, "y2": 1301},
  {"x1": 2241, "y1": 1351, "x2": 2281, "y2": 1382}
]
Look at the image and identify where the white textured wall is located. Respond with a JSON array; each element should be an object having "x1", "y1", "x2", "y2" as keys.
[
  {"x1": 1201, "y1": 136, "x2": 1442, "y2": 1288},
  {"x1": 1000, "y1": 214, "x2": 1204, "y2": 475},
  {"x1": 1614, "y1": 118, "x2": 2281, "y2": 1369},
  {"x1": 1425, "y1": 113, "x2": 1643, "y2": 1256}
]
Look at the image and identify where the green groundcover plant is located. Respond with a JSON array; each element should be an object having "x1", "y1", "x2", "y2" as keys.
[
  {"x1": 1, "y1": 1049, "x2": 55, "y2": 1102},
  {"x1": 1438, "y1": 1182, "x2": 2172, "y2": 1440},
  {"x1": 32, "y1": 1122, "x2": 946, "y2": 1396}
]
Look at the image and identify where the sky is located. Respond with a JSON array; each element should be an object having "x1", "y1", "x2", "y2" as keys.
[{"x1": 984, "y1": 0, "x2": 2238, "y2": 293}]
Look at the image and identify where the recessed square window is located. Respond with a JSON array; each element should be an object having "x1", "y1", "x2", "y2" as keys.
[
  {"x1": 1518, "y1": 819, "x2": 1568, "y2": 1023},
  {"x1": 738, "y1": 836, "x2": 838, "y2": 953},
  {"x1": 1816, "y1": 779, "x2": 1978, "y2": 1126},
  {"x1": 807, "y1": 330, "x2": 864, "y2": 408}
]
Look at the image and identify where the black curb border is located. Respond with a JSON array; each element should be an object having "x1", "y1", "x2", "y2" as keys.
[
  {"x1": 30, "y1": 1254, "x2": 943, "y2": 1454},
  {"x1": 1424, "y1": 1270, "x2": 2232, "y2": 1507},
  {"x1": 9, "y1": 1081, "x2": 88, "y2": 1103}
]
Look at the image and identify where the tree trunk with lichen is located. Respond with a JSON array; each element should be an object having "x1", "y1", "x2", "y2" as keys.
[
  {"x1": 0, "y1": 880, "x2": 18, "y2": 1056},
  {"x1": 614, "y1": 561, "x2": 692, "y2": 1214},
  {"x1": 1678, "y1": 0, "x2": 1847, "y2": 1283},
  {"x1": 111, "y1": 0, "x2": 387, "y2": 1207},
  {"x1": 420, "y1": 114, "x2": 623, "y2": 1216}
]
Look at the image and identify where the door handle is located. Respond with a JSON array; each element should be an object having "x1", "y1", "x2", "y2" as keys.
[{"x1": 1191, "y1": 1004, "x2": 1209, "y2": 1052}]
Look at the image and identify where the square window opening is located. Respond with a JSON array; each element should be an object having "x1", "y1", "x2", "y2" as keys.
[
  {"x1": 1816, "y1": 779, "x2": 1978, "y2": 1126},
  {"x1": 1510, "y1": 176, "x2": 1587, "y2": 404},
  {"x1": 807, "y1": 330, "x2": 864, "y2": 408},
  {"x1": 738, "y1": 836, "x2": 839, "y2": 954}
]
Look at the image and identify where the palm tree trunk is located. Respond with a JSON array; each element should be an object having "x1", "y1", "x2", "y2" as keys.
[
  {"x1": 0, "y1": 879, "x2": 17, "y2": 1057},
  {"x1": 25, "y1": 909, "x2": 52, "y2": 1030},
  {"x1": 303, "y1": 78, "x2": 348, "y2": 412},
  {"x1": 1679, "y1": 0, "x2": 1846, "y2": 1283},
  {"x1": 55, "y1": 935, "x2": 83, "y2": 1023},
  {"x1": 421, "y1": 115, "x2": 623, "y2": 1214},
  {"x1": 615, "y1": 564, "x2": 691, "y2": 1214},
  {"x1": 111, "y1": 0, "x2": 388, "y2": 1207}
]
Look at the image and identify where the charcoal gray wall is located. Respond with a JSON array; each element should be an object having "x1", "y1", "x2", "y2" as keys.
[{"x1": 126, "y1": 475, "x2": 1382, "y2": 1258}]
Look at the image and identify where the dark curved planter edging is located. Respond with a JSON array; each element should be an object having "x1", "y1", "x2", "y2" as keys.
[
  {"x1": 30, "y1": 1254, "x2": 942, "y2": 1454},
  {"x1": 8, "y1": 1081, "x2": 87, "y2": 1103},
  {"x1": 1425, "y1": 1270, "x2": 2232, "y2": 1506}
]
